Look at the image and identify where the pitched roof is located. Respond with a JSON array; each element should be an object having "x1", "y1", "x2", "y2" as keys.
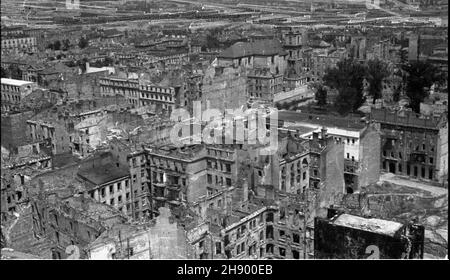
[{"x1": 218, "y1": 39, "x2": 287, "y2": 59}]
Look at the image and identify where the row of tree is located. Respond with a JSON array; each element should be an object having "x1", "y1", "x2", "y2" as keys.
[
  {"x1": 46, "y1": 37, "x2": 89, "y2": 51},
  {"x1": 314, "y1": 58, "x2": 443, "y2": 115}
]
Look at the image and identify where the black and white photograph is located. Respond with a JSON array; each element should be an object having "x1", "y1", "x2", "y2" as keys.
[{"x1": 0, "y1": 0, "x2": 447, "y2": 264}]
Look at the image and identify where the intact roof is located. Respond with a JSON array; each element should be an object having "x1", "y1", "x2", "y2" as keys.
[
  {"x1": 1, "y1": 78, "x2": 34, "y2": 86},
  {"x1": 332, "y1": 214, "x2": 404, "y2": 237},
  {"x1": 277, "y1": 111, "x2": 367, "y2": 131},
  {"x1": 39, "y1": 63, "x2": 73, "y2": 75},
  {"x1": 284, "y1": 125, "x2": 318, "y2": 136},
  {"x1": 78, "y1": 162, "x2": 129, "y2": 186},
  {"x1": 218, "y1": 39, "x2": 287, "y2": 59}
]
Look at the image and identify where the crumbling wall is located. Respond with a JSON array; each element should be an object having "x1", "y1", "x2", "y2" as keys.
[
  {"x1": 146, "y1": 207, "x2": 193, "y2": 259},
  {"x1": 317, "y1": 139, "x2": 345, "y2": 209},
  {"x1": 358, "y1": 125, "x2": 381, "y2": 189},
  {"x1": 202, "y1": 66, "x2": 247, "y2": 113},
  {"x1": 436, "y1": 121, "x2": 448, "y2": 184},
  {"x1": 1, "y1": 111, "x2": 34, "y2": 151},
  {"x1": 314, "y1": 217, "x2": 412, "y2": 259}
]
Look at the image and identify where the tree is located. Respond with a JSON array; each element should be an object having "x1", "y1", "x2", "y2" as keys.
[
  {"x1": 366, "y1": 59, "x2": 389, "y2": 104},
  {"x1": 205, "y1": 29, "x2": 221, "y2": 50},
  {"x1": 53, "y1": 40, "x2": 61, "y2": 50},
  {"x1": 103, "y1": 56, "x2": 114, "y2": 66},
  {"x1": 1, "y1": 67, "x2": 7, "y2": 78},
  {"x1": 402, "y1": 61, "x2": 442, "y2": 113},
  {"x1": 8, "y1": 64, "x2": 22, "y2": 80},
  {"x1": 310, "y1": 82, "x2": 327, "y2": 106},
  {"x1": 323, "y1": 58, "x2": 366, "y2": 115},
  {"x1": 62, "y1": 39, "x2": 71, "y2": 51},
  {"x1": 78, "y1": 37, "x2": 89, "y2": 49}
]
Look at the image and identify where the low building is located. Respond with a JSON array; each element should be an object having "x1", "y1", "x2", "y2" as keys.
[{"x1": 314, "y1": 211, "x2": 425, "y2": 259}]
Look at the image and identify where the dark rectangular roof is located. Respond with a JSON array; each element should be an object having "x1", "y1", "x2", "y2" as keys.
[
  {"x1": 78, "y1": 163, "x2": 129, "y2": 187},
  {"x1": 218, "y1": 39, "x2": 287, "y2": 59}
]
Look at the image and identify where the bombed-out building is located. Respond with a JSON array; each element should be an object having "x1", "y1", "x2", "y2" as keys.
[
  {"x1": 370, "y1": 108, "x2": 448, "y2": 184},
  {"x1": 314, "y1": 210, "x2": 425, "y2": 259}
]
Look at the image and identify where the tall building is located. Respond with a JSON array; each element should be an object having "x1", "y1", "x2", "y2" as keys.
[{"x1": 1, "y1": 78, "x2": 37, "y2": 112}]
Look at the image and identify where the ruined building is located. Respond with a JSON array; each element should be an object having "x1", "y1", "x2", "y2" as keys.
[
  {"x1": 88, "y1": 207, "x2": 194, "y2": 259},
  {"x1": 371, "y1": 108, "x2": 448, "y2": 184},
  {"x1": 315, "y1": 210, "x2": 425, "y2": 259},
  {"x1": 277, "y1": 111, "x2": 381, "y2": 193}
]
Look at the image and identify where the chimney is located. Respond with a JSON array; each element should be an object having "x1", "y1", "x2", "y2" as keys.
[
  {"x1": 312, "y1": 132, "x2": 319, "y2": 140},
  {"x1": 321, "y1": 127, "x2": 327, "y2": 139}
]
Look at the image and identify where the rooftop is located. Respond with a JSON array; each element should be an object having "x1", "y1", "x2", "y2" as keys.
[
  {"x1": 277, "y1": 111, "x2": 367, "y2": 131},
  {"x1": 218, "y1": 39, "x2": 287, "y2": 59},
  {"x1": 284, "y1": 125, "x2": 318, "y2": 136},
  {"x1": 332, "y1": 214, "x2": 404, "y2": 238},
  {"x1": 1, "y1": 78, "x2": 35, "y2": 86},
  {"x1": 78, "y1": 162, "x2": 129, "y2": 187}
]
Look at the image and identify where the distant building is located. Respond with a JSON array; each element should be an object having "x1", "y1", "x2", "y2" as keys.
[
  {"x1": 1, "y1": 36, "x2": 37, "y2": 55},
  {"x1": 217, "y1": 39, "x2": 288, "y2": 76},
  {"x1": 99, "y1": 77, "x2": 176, "y2": 113}
]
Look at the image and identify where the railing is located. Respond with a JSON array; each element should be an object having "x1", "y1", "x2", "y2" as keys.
[{"x1": 344, "y1": 159, "x2": 359, "y2": 174}]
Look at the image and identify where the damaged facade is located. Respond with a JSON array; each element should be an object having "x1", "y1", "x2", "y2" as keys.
[{"x1": 315, "y1": 210, "x2": 424, "y2": 259}]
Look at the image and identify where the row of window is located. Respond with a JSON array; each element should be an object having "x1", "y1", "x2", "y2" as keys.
[
  {"x1": 382, "y1": 161, "x2": 434, "y2": 180},
  {"x1": 140, "y1": 92, "x2": 174, "y2": 102},
  {"x1": 207, "y1": 160, "x2": 232, "y2": 172},
  {"x1": 97, "y1": 180, "x2": 130, "y2": 197},
  {"x1": 383, "y1": 150, "x2": 434, "y2": 164},
  {"x1": 207, "y1": 174, "x2": 232, "y2": 186},
  {"x1": 151, "y1": 158, "x2": 187, "y2": 172},
  {"x1": 1, "y1": 93, "x2": 21, "y2": 102},
  {"x1": 1, "y1": 84, "x2": 26, "y2": 92},
  {"x1": 2, "y1": 38, "x2": 35, "y2": 45},
  {"x1": 334, "y1": 136, "x2": 357, "y2": 145},
  {"x1": 207, "y1": 148, "x2": 232, "y2": 158},
  {"x1": 141, "y1": 86, "x2": 173, "y2": 94}
]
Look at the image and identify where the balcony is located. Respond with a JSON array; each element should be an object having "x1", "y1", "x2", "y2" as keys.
[
  {"x1": 344, "y1": 159, "x2": 359, "y2": 175},
  {"x1": 409, "y1": 152, "x2": 426, "y2": 163}
]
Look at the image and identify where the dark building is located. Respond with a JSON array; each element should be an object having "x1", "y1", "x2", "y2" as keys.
[
  {"x1": 314, "y1": 210, "x2": 424, "y2": 259},
  {"x1": 1, "y1": 111, "x2": 34, "y2": 151}
]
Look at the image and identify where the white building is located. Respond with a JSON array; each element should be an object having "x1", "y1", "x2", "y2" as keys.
[{"x1": 1, "y1": 78, "x2": 37, "y2": 112}]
